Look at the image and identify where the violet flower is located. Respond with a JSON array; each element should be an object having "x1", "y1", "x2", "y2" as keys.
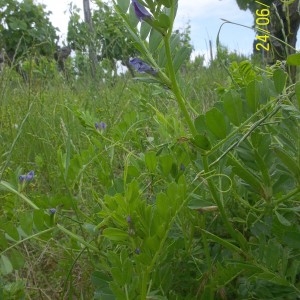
[
  {"x1": 49, "y1": 208, "x2": 56, "y2": 215},
  {"x1": 19, "y1": 170, "x2": 34, "y2": 183},
  {"x1": 129, "y1": 58, "x2": 157, "y2": 76},
  {"x1": 132, "y1": 0, "x2": 152, "y2": 21},
  {"x1": 95, "y1": 121, "x2": 107, "y2": 131}
]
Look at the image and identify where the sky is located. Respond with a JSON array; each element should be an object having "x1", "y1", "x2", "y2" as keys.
[{"x1": 37, "y1": 0, "x2": 256, "y2": 62}]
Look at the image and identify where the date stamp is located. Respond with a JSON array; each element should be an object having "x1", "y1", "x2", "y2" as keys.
[{"x1": 255, "y1": 1, "x2": 270, "y2": 51}]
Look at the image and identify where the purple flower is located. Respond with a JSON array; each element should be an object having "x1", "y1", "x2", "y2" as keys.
[
  {"x1": 132, "y1": 0, "x2": 152, "y2": 21},
  {"x1": 129, "y1": 58, "x2": 157, "y2": 75},
  {"x1": 95, "y1": 121, "x2": 107, "y2": 131},
  {"x1": 135, "y1": 248, "x2": 141, "y2": 255},
  {"x1": 49, "y1": 208, "x2": 56, "y2": 215},
  {"x1": 19, "y1": 170, "x2": 34, "y2": 183},
  {"x1": 126, "y1": 215, "x2": 132, "y2": 223}
]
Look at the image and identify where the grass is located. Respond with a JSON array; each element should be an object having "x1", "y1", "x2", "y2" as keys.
[{"x1": 0, "y1": 60, "x2": 230, "y2": 298}]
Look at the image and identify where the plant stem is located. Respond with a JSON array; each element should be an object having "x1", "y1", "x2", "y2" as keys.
[
  {"x1": 202, "y1": 155, "x2": 247, "y2": 252},
  {"x1": 163, "y1": 32, "x2": 197, "y2": 136}
]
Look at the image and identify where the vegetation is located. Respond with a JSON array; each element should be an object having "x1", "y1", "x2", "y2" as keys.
[{"x1": 0, "y1": 0, "x2": 300, "y2": 299}]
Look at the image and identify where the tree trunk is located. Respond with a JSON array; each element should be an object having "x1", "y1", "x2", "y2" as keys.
[
  {"x1": 268, "y1": 0, "x2": 300, "y2": 82},
  {"x1": 83, "y1": 0, "x2": 98, "y2": 78}
]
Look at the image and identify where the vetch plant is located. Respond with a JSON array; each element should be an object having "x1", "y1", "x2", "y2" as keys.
[
  {"x1": 88, "y1": 0, "x2": 300, "y2": 299},
  {"x1": 19, "y1": 170, "x2": 34, "y2": 183},
  {"x1": 129, "y1": 57, "x2": 157, "y2": 75},
  {"x1": 131, "y1": 0, "x2": 152, "y2": 21}
]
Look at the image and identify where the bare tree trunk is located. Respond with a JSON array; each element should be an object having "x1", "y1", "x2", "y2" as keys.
[
  {"x1": 268, "y1": 0, "x2": 300, "y2": 83},
  {"x1": 83, "y1": 0, "x2": 98, "y2": 77}
]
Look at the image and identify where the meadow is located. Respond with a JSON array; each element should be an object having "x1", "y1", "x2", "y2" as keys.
[{"x1": 0, "y1": 1, "x2": 300, "y2": 299}]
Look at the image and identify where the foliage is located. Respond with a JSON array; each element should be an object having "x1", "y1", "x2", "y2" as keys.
[
  {"x1": 0, "y1": 0, "x2": 58, "y2": 63},
  {"x1": 0, "y1": 0, "x2": 299, "y2": 299},
  {"x1": 67, "y1": 0, "x2": 192, "y2": 77}
]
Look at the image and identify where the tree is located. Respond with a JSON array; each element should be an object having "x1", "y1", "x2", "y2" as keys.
[
  {"x1": 67, "y1": 0, "x2": 138, "y2": 77},
  {"x1": 0, "y1": 0, "x2": 58, "y2": 65},
  {"x1": 235, "y1": 0, "x2": 300, "y2": 82},
  {"x1": 83, "y1": 0, "x2": 98, "y2": 77}
]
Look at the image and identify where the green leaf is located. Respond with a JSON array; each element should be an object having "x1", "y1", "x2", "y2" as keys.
[
  {"x1": 145, "y1": 151, "x2": 157, "y2": 172},
  {"x1": 173, "y1": 46, "x2": 192, "y2": 73},
  {"x1": 157, "y1": 0, "x2": 172, "y2": 7},
  {"x1": 157, "y1": 13, "x2": 170, "y2": 29},
  {"x1": 4, "y1": 223, "x2": 20, "y2": 242},
  {"x1": 33, "y1": 210, "x2": 46, "y2": 231},
  {"x1": 140, "y1": 21, "x2": 152, "y2": 40},
  {"x1": 223, "y1": 90, "x2": 243, "y2": 126},
  {"x1": 0, "y1": 255, "x2": 13, "y2": 275},
  {"x1": 272, "y1": 146, "x2": 300, "y2": 182},
  {"x1": 9, "y1": 249, "x2": 25, "y2": 270},
  {"x1": 117, "y1": 0, "x2": 130, "y2": 13},
  {"x1": 191, "y1": 134, "x2": 211, "y2": 151},
  {"x1": 295, "y1": 82, "x2": 300, "y2": 108},
  {"x1": 159, "y1": 154, "x2": 173, "y2": 176},
  {"x1": 102, "y1": 228, "x2": 129, "y2": 241},
  {"x1": 273, "y1": 68, "x2": 287, "y2": 94},
  {"x1": 194, "y1": 114, "x2": 206, "y2": 134},
  {"x1": 287, "y1": 53, "x2": 300, "y2": 66},
  {"x1": 205, "y1": 107, "x2": 227, "y2": 139},
  {"x1": 275, "y1": 211, "x2": 292, "y2": 227},
  {"x1": 19, "y1": 213, "x2": 33, "y2": 236},
  {"x1": 283, "y1": 231, "x2": 300, "y2": 249},
  {"x1": 128, "y1": 3, "x2": 140, "y2": 28},
  {"x1": 227, "y1": 155, "x2": 264, "y2": 195},
  {"x1": 246, "y1": 80, "x2": 261, "y2": 112},
  {"x1": 149, "y1": 28, "x2": 163, "y2": 54}
]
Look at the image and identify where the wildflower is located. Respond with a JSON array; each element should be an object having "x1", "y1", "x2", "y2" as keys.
[
  {"x1": 135, "y1": 248, "x2": 141, "y2": 255},
  {"x1": 19, "y1": 170, "x2": 34, "y2": 183},
  {"x1": 49, "y1": 208, "x2": 56, "y2": 215},
  {"x1": 129, "y1": 58, "x2": 157, "y2": 76},
  {"x1": 95, "y1": 121, "x2": 107, "y2": 131},
  {"x1": 132, "y1": 0, "x2": 152, "y2": 21},
  {"x1": 126, "y1": 215, "x2": 132, "y2": 224}
]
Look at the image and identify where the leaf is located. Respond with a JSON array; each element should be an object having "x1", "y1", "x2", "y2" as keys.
[
  {"x1": 33, "y1": 210, "x2": 46, "y2": 231},
  {"x1": 159, "y1": 154, "x2": 173, "y2": 176},
  {"x1": 275, "y1": 211, "x2": 292, "y2": 227},
  {"x1": 145, "y1": 151, "x2": 157, "y2": 172},
  {"x1": 0, "y1": 255, "x2": 13, "y2": 275},
  {"x1": 117, "y1": 0, "x2": 130, "y2": 13},
  {"x1": 283, "y1": 231, "x2": 300, "y2": 249},
  {"x1": 272, "y1": 146, "x2": 300, "y2": 182},
  {"x1": 4, "y1": 223, "x2": 20, "y2": 242},
  {"x1": 227, "y1": 155, "x2": 264, "y2": 195},
  {"x1": 157, "y1": 13, "x2": 170, "y2": 29},
  {"x1": 273, "y1": 69, "x2": 287, "y2": 94},
  {"x1": 173, "y1": 46, "x2": 192, "y2": 73},
  {"x1": 287, "y1": 53, "x2": 300, "y2": 66},
  {"x1": 295, "y1": 82, "x2": 300, "y2": 108},
  {"x1": 191, "y1": 134, "x2": 211, "y2": 151},
  {"x1": 246, "y1": 80, "x2": 261, "y2": 112},
  {"x1": 9, "y1": 249, "x2": 25, "y2": 270},
  {"x1": 205, "y1": 107, "x2": 227, "y2": 139},
  {"x1": 157, "y1": 0, "x2": 172, "y2": 7},
  {"x1": 149, "y1": 28, "x2": 163, "y2": 54},
  {"x1": 140, "y1": 21, "x2": 152, "y2": 40},
  {"x1": 102, "y1": 228, "x2": 129, "y2": 241},
  {"x1": 128, "y1": 3, "x2": 140, "y2": 28},
  {"x1": 223, "y1": 90, "x2": 243, "y2": 126},
  {"x1": 194, "y1": 114, "x2": 206, "y2": 134}
]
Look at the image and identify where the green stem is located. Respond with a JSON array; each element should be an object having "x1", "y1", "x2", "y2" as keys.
[
  {"x1": 164, "y1": 36, "x2": 197, "y2": 136},
  {"x1": 0, "y1": 227, "x2": 54, "y2": 255},
  {"x1": 162, "y1": 4, "x2": 197, "y2": 137},
  {"x1": 202, "y1": 156, "x2": 247, "y2": 252},
  {"x1": 0, "y1": 180, "x2": 39, "y2": 210}
]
